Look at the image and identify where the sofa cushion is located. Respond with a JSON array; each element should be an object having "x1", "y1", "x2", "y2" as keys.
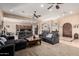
[{"x1": 15, "y1": 39, "x2": 27, "y2": 51}]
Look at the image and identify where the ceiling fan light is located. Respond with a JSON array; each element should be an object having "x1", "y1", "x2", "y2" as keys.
[
  {"x1": 38, "y1": 15, "x2": 41, "y2": 17},
  {"x1": 56, "y1": 5, "x2": 60, "y2": 9},
  {"x1": 34, "y1": 11, "x2": 36, "y2": 13}
]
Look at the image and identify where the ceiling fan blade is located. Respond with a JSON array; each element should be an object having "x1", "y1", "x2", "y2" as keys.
[
  {"x1": 33, "y1": 11, "x2": 37, "y2": 18},
  {"x1": 47, "y1": 5, "x2": 53, "y2": 9}
]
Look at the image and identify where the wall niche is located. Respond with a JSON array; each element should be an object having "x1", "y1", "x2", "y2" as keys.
[{"x1": 74, "y1": 24, "x2": 79, "y2": 28}]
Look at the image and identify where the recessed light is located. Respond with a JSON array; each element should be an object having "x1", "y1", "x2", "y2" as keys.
[
  {"x1": 62, "y1": 14, "x2": 65, "y2": 16},
  {"x1": 10, "y1": 9, "x2": 13, "y2": 12},
  {"x1": 70, "y1": 11, "x2": 73, "y2": 14},
  {"x1": 40, "y1": 4, "x2": 44, "y2": 7}
]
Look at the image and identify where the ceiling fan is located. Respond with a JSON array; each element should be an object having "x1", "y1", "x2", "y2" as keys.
[
  {"x1": 33, "y1": 11, "x2": 41, "y2": 19},
  {"x1": 47, "y1": 3, "x2": 63, "y2": 10}
]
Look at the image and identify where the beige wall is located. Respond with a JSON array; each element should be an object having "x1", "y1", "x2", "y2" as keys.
[
  {"x1": 4, "y1": 19, "x2": 16, "y2": 35},
  {"x1": 58, "y1": 14, "x2": 79, "y2": 39}
]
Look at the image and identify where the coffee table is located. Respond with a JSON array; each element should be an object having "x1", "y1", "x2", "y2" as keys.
[{"x1": 26, "y1": 37, "x2": 41, "y2": 47}]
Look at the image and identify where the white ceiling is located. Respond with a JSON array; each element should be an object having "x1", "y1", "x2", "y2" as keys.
[{"x1": 0, "y1": 3, "x2": 79, "y2": 20}]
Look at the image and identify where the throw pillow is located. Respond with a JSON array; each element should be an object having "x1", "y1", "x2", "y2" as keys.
[
  {"x1": 0, "y1": 40, "x2": 5, "y2": 46},
  {"x1": 0, "y1": 37, "x2": 7, "y2": 43},
  {"x1": 46, "y1": 34, "x2": 52, "y2": 38}
]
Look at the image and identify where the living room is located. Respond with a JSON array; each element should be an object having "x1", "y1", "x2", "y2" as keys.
[{"x1": 1, "y1": 3, "x2": 79, "y2": 56}]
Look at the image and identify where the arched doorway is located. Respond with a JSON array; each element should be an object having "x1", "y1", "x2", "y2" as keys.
[{"x1": 63, "y1": 23, "x2": 72, "y2": 37}]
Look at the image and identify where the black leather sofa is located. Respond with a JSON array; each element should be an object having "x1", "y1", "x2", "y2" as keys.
[
  {"x1": 0, "y1": 36, "x2": 15, "y2": 56},
  {"x1": 0, "y1": 44, "x2": 15, "y2": 56},
  {"x1": 40, "y1": 31, "x2": 59, "y2": 44},
  {"x1": 0, "y1": 35, "x2": 27, "y2": 56}
]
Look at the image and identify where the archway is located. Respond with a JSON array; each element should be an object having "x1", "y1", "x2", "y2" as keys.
[{"x1": 63, "y1": 23, "x2": 72, "y2": 37}]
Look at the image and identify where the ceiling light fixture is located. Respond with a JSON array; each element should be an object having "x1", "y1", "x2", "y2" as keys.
[
  {"x1": 47, "y1": 3, "x2": 63, "y2": 10},
  {"x1": 70, "y1": 11, "x2": 73, "y2": 14},
  {"x1": 40, "y1": 4, "x2": 44, "y2": 7},
  {"x1": 56, "y1": 5, "x2": 60, "y2": 9}
]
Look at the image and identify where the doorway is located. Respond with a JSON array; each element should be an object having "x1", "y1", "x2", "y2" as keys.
[{"x1": 63, "y1": 23, "x2": 72, "y2": 37}]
